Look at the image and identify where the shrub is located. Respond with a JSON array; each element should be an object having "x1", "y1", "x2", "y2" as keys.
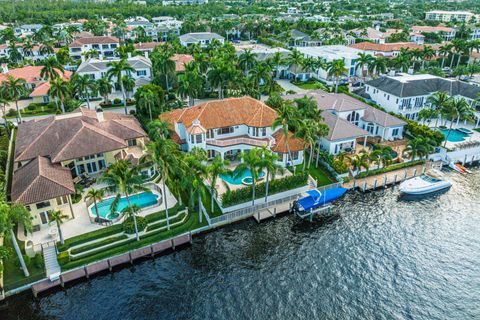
[
  {"x1": 123, "y1": 216, "x2": 147, "y2": 234},
  {"x1": 113, "y1": 98, "x2": 121, "y2": 104},
  {"x1": 57, "y1": 251, "x2": 70, "y2": 265},
  {"x1": 33, "y1": 253, "x2": 44, "y2": 269},
  {"x1": 221, "y1": 172, "x2": 308, "y2": 207},
  {"x1": 332, "y1": 159, "x2": 349, "y2": 174},
  {"x1": 355, "y1": 160, "x2": 425, "y2": 179},
  {"x1": 6, "y1": 109, "x2": 17, "y2": 117}
]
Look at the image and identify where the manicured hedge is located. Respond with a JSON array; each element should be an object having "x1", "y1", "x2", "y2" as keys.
[
  {"x1": 57, "y1": 224, "x2": 124, "y2": 252},
  {"x1": 221, "y1": 173, "x2": 309, "y2": 207},
  {"x1": 70, "y1": 235, "x2": 129, "y2": 255},
  {"x1": 355, "y1": 160, "x2": 425, "y2": 179}
]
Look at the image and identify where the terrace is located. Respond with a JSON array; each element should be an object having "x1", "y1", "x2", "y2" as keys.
[{"x1": 17, "y1": 180, "x2": 178, "y2": 253}]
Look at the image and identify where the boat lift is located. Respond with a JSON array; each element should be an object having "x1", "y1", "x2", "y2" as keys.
[{"x1": 292, "y1": 188, "x2": 346, "y2": 221}]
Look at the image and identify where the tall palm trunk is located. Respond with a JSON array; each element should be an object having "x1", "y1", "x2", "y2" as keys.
[
  {"x1": 125, "y1": 192, "x2": 140, "y2": 241},
  {"x1": 85, "y1": 92, "x2": 91, "y2": 109},
  {"x1": 444, "y1": 117, "x2": 455, "y2": 147},
  {"x1": 251, "y1": 176, "x2": 256, "y2": 207},
  {"x1": 94, "y1": 199, "x2": 100, "y2": 221},
  {"x1": 308, "y1": 145, "x2": 314, "y2": 168},
  {"x1": 198, "y1": 193, "x2": 202, "y2": 222},
  {"x1": 56, "y1": 220, "x2": 64, "y2": 245},
  {"x1": 161, "y1": 171, "x2": 170, "y2": 230},
  {"x1": 11, "y1": 229, "x2": 29, "y2": 276},
  {"x1": 120, "y1": 80, "x2": 128, "y2": 114},
  {"x1": 264, "y1": 171, "x2": 270, "y2": 203},
  {"x1": 2, "y1": 103, "x2": 10, "y2": 135},
  {"x1": 15, "y1": 100, "x2": 22, "y2": 123},
  {"x1": 211, "y1": 177, "x2": 216, "y2": 212},
  {"x1": 335, "y1": 76, "x2": 339, "y2": 93}
]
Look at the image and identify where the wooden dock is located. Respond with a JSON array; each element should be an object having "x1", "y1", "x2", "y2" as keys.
[{"x1": 343, "y1": 163, "x2": 432, "y2": 192}]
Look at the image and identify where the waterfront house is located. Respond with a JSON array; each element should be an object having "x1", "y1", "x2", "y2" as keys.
[
  {"x1": 283, "y1": 90, "x2": 406, "y2": 154},
  {"x1": 411, "y1": 25, "x2": 456, "y2": 41},
  {"x1": 160, "y1": 97, "x2": 304, "y2": 166},
  {"x1": 11, "y1": 108, "x2": 149, "y2": 231},
  {"x1": 365, "y1": 73, "x2": 480, "y2": 120},
  {"x1": 349, "y1": 42, "x2": 426, "y2": 58}
]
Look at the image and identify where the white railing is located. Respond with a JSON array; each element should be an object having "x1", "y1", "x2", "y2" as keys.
[{"x1": 207, "y1": 137, "x2": 269, "y2": 148}]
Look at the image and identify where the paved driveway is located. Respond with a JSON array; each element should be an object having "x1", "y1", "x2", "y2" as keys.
[{"x1": 275, "y1": 79, "x2": 307, "y2": 94}]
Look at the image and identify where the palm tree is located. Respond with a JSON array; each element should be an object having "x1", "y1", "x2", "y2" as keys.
[
  {"x1": 152, "y1": 50, "x2": 176, "y2": 92},
  {"x1": 4, "y1": 75, "x2": 27, "y2": 123},
  {"x1": 287, "y1": 49, "x2": 304, "y2": 80},
  {"x1": 142, "y1": 139, "x2": 180, "y2": 230},
  {"x1": 8, "y1": 42, "x2": 22, "y2": 63},
  {"x1": 351, "y1": 151, "x2": 370, "y2": 173},
  {"x1": 206, "y1": 155, "x2": 230, "y2": 211},
  {"x1": 422, "y1": 46, "x2": 435, "y2": 70},
  {"x1": 405, "y1": 137, "x2": 432, "y2": 160},
  {"x1": 234, "y1": 149, "x2": 264, "y2": 206},
  {"x1": 369, "y1": 149, "x2": 383, "y2": 169},
  {"x1": 97, "y1": 77, "x2": 112, "y2": 104},
  {"x1": 48, "y1": 210, "x2": 68, "y2": 245},
  {"x1": 259, "y1": 147, "x2": 284, "y2": 203},
  {"x1": 40, "y1": 56, "x2": 64, "y2": 80},
  {"x1": 85, "y1": 188, "x2": 105, "y2": 222},
  {"x1": 146, "y1": 119, "x2": 170, "y2": 141},
  {"x1": 177, "y1": 75, "x2": 197, "y2": 107},
  {"x1": 49, "y1": 77, "x2": 69, "y2": 113},
  {"x1": 137, "y1": 89, "x2": 156, "y2": 121},
  {"x1": 368, "y1": 56, "x2": 388, "y2": 78},
  {"x1": 238, "y1": 49, "x2": 257, "y2": 75},
  {"x1": 73, "y1": 74, "x2": 97, "y2": 109},
  {"x1": 100, "y1": 160, "x2": 149, "y2": 241},
  {"x1": 442, "y1": 98, "x2": 474, "y2": 147},
  {"x1": 271, "y1": 51, "x2": 285, "y2": 78},
  {"x1": 107, "y1": 59, "x2": 135, "y2": 114},
  {"x1": 355, "y1": 53, "x2": 374, "y2": 83},
  {"x1": 122, "y1": 75, "x2": 135, "y2": 99},
  {"x1": 249, "y1": 62, "x2": 272, "y2": 98},
  {"x1": 0, "y1": 202, "x2": 33, "y2": 277},
  {"x1": 326, "y1": 59, "x2": 347, "y2": 93},
  {"x1": 439, "y1": 44, "x2": 453, "y2": 69},
  {"x1": 183, "y1": 148, "x2": 208, "y2": 219},
  {"x1": 0, "y1": 86, "x2": 12, "y2": 133},
  {"x1": 427, "y1": 91, "x2": 450, "y2": 127},
  {"x1": 272, "y1": 99, "x2": 298, "y2": 170}
]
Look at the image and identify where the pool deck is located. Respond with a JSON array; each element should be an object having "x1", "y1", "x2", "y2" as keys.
[
  {"x1": 18, "y1": 180, "x2": 178, "y2": 252},
  {"x1": 428, "y1": 120, "x2": 480, "y2": 150}
]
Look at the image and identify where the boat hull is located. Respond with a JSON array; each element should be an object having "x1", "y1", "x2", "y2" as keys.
[
  {"x1": 399, "y1": 181, "x2": 452, "y2": 195},
  {"x1": 293, "y1": 187, "x2": 347, "y2": 213}
]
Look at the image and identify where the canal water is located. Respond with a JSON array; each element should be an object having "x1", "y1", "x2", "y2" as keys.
[{"x1": 3, "y1": 170, "x2": 480, "y2": 320}]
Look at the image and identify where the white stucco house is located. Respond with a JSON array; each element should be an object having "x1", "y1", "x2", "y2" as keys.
[{"x1": 160, "y1": 97, "x2": 305, "y2": 167}]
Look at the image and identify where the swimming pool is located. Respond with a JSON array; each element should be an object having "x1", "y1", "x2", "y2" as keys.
[
  {"x1": 438, "y1": 128, "x2": 469, "y2": 142},
  {"x1": 89, "y1": 191, "x2": 159, "y2": 220},
  {"x1": 220, "y1": 168, "x2": 265, "y2": 185}
]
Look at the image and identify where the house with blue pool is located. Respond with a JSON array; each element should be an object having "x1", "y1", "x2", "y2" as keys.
[
  {"x1": 160, "y1": 96, "x2": 305, "y2": 167},
  {"x1": 11, "y1": 107, "x2": 150, "y2": 233},
  {"x1": 283, "y1": 90, "x2": 406, "y2": 155}
]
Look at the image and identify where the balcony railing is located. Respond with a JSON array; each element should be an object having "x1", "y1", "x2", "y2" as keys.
[{"x1": 207, "y1": 136, "x2": 272, "y2": 148}]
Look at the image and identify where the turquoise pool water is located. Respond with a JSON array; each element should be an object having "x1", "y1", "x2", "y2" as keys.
[
  {"x1": 220, "y1": 168, "x2": 265, "y2": 185},
  {"x1": 438, "y1": 128, "x2": 468, "y2": 142},
  {"x1": 90, "y1": 192, "x2": 159, "y2": 220}
]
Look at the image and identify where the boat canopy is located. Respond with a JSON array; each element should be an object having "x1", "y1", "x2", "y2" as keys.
[{"x1": 296, "y1": 188, "x2": 348, "y2": 211}]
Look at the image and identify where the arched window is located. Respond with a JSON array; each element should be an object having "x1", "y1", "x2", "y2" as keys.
[{"x1": 347, "y1": 111, "x2": 360, "y2": 126}]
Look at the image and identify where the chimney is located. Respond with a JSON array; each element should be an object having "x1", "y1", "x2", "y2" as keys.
[
  {"x1": 407, "y1": 67, "x2": 414, "y2": 75},
  {"x1": 96, "y1": 107, "x2": 104, "y2": 122},
  {"x1": 1, "y1": 63, "x2": 8, "y2": 74},
  {"x1": 144, "y1": 51, "x2": 149, "y2": 59},
  {"x1": 375, "y1": 25, "x2": 380, "y2": 31},
  {"x1": 127, "y1": 52, "x2": 132, "y2": 59},
  {"x1": 99, "y1": 53, "x2": 103, "y2": 60}
]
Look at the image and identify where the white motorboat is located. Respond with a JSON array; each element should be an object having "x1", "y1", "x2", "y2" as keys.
[{"x1": 399, "y1": 173, "x2": 452, "y2": 195}]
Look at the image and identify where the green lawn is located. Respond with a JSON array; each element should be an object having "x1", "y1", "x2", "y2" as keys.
[
  {"x1": 474, "y1": 128, "x2": 480, "y2": 133},
  {"x1": 2, "y1": 235, "x2": 46, "y2": 291},
  {"x1": 292, "y1": 81, "x2": 329, "y2": 91},
  {"x1": 201, "y1": 189, "x2": 223, "y2": 218},
  {"x1": 60, "y1": 210, "x2": 207, "y2": 271},
  {"x1": 292, "y1": 164, "x2": 335, "y2": 187}
]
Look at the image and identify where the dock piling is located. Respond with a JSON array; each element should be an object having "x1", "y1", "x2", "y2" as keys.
[
  {"x1": 373, "y1": 179, "x2": 377, "y2": 190},
  {"x1": 393, "y1": 174, "x2": 397, "y2": 185}
]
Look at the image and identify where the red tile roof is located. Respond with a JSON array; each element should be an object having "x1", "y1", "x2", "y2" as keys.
[
  {"x1": 349, "y1": 42, "x2": 424, "y2": 52},
  {"x1": 0, "y1": 66, "x2": 71, "y2": 84},
  {"x1": 171, "y1": 54, "x2": 194, "y2": 72},
  {"x1": 69, "y1": 36, "x2": 119, "y2": 48}
]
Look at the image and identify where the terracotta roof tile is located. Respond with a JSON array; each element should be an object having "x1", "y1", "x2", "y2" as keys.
[
  {"x1": 160, "y1": 97, "x2": 278, "y2": 130},
  {"x1": 69, "y1": 36, "x2": 119, "y2": 48},
  {"x1": 171, "y1": 54, "x2": 194, "y2": 72},
  {"x1": 349, "y1": 41, "x2": 425, "y2": 52},
  {"x1": 12, "y1": 156, "x2": 75, "y2": 205},
  {"x1": 271, "y1": 130, "x2": 303, "y2": 153}
]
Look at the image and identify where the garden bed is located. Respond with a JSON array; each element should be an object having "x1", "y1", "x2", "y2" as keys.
[{"x1": 355, "y1": 160, "x2": 425, "y2": 179}]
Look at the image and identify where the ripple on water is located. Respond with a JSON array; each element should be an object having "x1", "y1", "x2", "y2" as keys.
[{"x1": 3, "y1": 170, "x2": 480, "y2": 320}]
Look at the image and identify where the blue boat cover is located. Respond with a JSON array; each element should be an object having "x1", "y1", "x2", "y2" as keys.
[{"x1": 297, "y1": 187, "x2": 348, "y2": 211}]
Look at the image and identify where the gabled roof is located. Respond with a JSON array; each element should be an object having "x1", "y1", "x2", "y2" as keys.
[
  {"x1": 76, "y1": 56, "x2": 151, "y2": 73},
  {"x1": 179, "y1": 32, "x2": 224, "y2": 43},
  {"x1": 367, "y1": 74, "x2": 480, "y2": 99},
  {"x1": 271, "y1": 130, "x2": 303, "y2": 153},
  {"x1": 12, "y1": 156, "x2": 75, "y2": 205},
  {"x1": 69, "y1": 36, "x2": 120, "y2": 48},
  {"x1": 322, "y1": 111, "x2": 369, "y2": 141},
  {"x1": 0, "y1": 66, "x2": 71, "y2": 84},
  {"x1": 160, "y1": 97, "x2": 278, "y2": 130},
  {"x1": 15, "y1": 108, "x2": 147, "y2": 163},
  {"x1": 171, "y1": 54, "x2": 194, "y2": 72},
  {"x1": 349, "y1": 41, "x2": 424, "y2": 52},
  {"x1": 133, "y1": 41, "x2": 163, "y2": 51},
  {"x1": 283, "y1": 90, "x2": 368, "y2": 112}
]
